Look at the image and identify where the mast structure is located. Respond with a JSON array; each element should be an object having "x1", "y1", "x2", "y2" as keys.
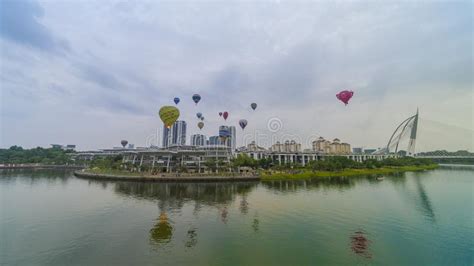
[
  {"x1": 407, "y1": 108, "x2": 419, "y2": 156},
  {"x1": 385, "y1": 109, "x2": 419, "y2": 156}
]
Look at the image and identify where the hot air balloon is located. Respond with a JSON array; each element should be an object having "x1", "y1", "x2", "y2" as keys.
[
  {"x1": 200, "y1": 116, "x2": 205, "y2": 121},
  {"x1": 121, "y1": 140, "x2": 128, "y2": 148},
  {"x1": 196, "y1": 112, "x2": 202, "y2": 119},
  {"x1": 239, "y1": 119, "x2": 248, "y2": 130},
  {"x1": 223, "y1": 111, "x2": 229, "y2": 120},
  {"x1": 159, "y1": 106, "x2": 180, "y2": 128},
  {"x1": 251, "y1": 103, "x2": 257, "y2": 110},
  {"x1": 219, "y1": 112, "x2": 223, "y2": 117},
  {"x1": 336, "y1": 90, "x2": 354, "y2": 105},
  {"x1": 173, "y1": 97, "x2": 180, "y2": 105},
  {"x1": 192, "y1": 94, "x2": 201, "y2": 105},
  {"x1": 198, "y1": 121, "x2": 204, "y2": 130}
]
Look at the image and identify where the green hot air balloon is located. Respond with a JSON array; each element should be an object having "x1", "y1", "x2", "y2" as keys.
[{"x1": 159, "y1": 106, "x2": 180, "y2": 128}]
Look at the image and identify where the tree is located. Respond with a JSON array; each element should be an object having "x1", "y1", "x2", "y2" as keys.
[
  {"x1": 231, "y1": 154, "x2": 257, "y2": 169},
  {"x1": 204, "y1": 159, "x2": 217, "y2": 172}
]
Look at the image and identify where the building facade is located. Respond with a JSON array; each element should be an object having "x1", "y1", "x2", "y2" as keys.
[
  {"x1": 162, "y1": 121, "x2": 187, "y2": 148},
  {"x1": 228, "y1": 126, "x2": 236, "y2": 152},
  {"x1": 312, "y1": 137, "x2": 351, "y2": 154},
  {"x1": 270, "y1": 140, "x2": 301, "y2": 153},
  {"x1": 121, "y1": 145, "x2": 232, "y2": 173},
  {"x1": 190, "y1": 134, "x2": 206, "y2": 146},
  {"x1": 208, "y1": 136, "x2": 220, "y2": 146}
]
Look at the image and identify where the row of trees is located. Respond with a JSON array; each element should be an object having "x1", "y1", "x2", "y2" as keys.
[
  {"x1": 0, "y1": 146, "x2": 74, "y2": 165},
  {"x1": 230, "y1": 154, "x2": 434, "y2": 172}
]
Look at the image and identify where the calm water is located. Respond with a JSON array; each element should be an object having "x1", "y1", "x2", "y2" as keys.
[{"x1": 1, "y1": 167, "x2": 473, "y2": 265}]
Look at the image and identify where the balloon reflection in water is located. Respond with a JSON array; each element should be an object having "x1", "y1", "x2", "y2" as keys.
[
  {"x1": 239, "y1": 195, "x2": 249, "y2": 215},
  {"x1": 185, "y1": 228, "x2": 198, "y2": 248},
  {"x1": 350, "y1": 230, "x2": 372, "y2": 259},
  {"x1": 252, "y1": 215, "x2": 259, "y2": 233},
  {"x1": 150, "y1": 212, "x2": 173, "y2": 245},
  {"x1": 220, "y1": 207, "x2": 228, "y2": 224}
]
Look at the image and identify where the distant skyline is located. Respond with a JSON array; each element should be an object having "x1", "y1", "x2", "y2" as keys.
[{"x1": 1, "y1": 0, "x2": 472, "y2": 151}]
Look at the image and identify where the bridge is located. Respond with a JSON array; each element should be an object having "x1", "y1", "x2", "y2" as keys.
[
  {"x1": 381, "y1": 109, "x2": 419, "y2": 156},
  {"x1": 379, "y1": 109, "x2": 473, "y2": 160}
]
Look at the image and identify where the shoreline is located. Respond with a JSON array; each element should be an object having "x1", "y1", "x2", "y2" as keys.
[
  {"x1": 260, "y1": 164, "x2": 439, "y2": 181},
  {"x1": 73, "y1": 164, "x2": 438, "y2": 182},
  {"x1": 73, "y1": 169, "x2": 260, "y2": 182},
  {"x1": 0, "y1": 164, "x2": 85, "y2": 170}
]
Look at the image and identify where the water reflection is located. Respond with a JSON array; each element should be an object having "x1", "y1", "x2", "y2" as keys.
[
  {"x1": 2, "y1": 169, "x2": 472, "y2": 265},
  {"x1": 0, "y1": 169, "x2": 71, "y2": 184},
  {"x1": 252, "y1": 215, "x2": 260, "y2": 233},
  {"x1": 413, "y1": 174, "x2": 436, "y2": 222},
  {"x1": 112, "y1": 181, "x2": 258, "y2": 209},
  {"x1": 261, "y1": 176, "x2": 364, "y2": 192},
  {"x1": 239, "y1": 195, "x2": 249, "y2": 215},
  {"x1": 185, "y1": 227, "x2": 198, "y2": 248},
  {"x1": 220, "y1": 207, "x2": 229, "y2": 224},
  {"x1": 350, "y1": 230, "x2": 372, "y2": 259},
  {"x1": 150, "y1": 212, "x2": 173, "y2": 245},
  {"x1": 390, "y1": 172, "x2": 437, "y2": 222},
  {"x1": 108, "y1": 181, "x2": 260, "y2": 246}
]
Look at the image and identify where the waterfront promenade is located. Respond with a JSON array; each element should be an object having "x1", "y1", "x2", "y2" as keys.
[{"x1": 74, "y1": 169, "x2": 260, "y2": 182}]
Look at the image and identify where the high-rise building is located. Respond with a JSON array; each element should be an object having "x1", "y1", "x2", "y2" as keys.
[
  {"x1": 162, "y1": 121, "x2": 187, "y2": 148},
  {"x1": 208, "y1": 136, "x2": 220, "y2": 146},
  {"x1": 228, "y1": 126, "x2": 236, "y2": 152},
  {"x1": 162, "y1": 126, "x2": 169, "y2": 148},
  {"x1": 218, "y1": 125, "x2": 235, "y2": 151},
  {"x1": 270, "y1": 140, "x2": 301, "y2": 153},
  {"x1": 191, "y1": 134, "x2": 206, "y2": 146},
  {"x1": 312, "y1": 137, "x2": 351, "y2": 154}
]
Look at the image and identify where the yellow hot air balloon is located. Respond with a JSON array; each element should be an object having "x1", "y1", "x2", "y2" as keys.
[{"x1": 159, "y1": 106, "x2": 180, "y2": 128}]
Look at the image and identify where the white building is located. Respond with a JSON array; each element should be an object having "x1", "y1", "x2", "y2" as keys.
[
  {"x1": 190, "y1": 134, "x2": 206, "y2": 146},
  {"x1": 163, "y1": 121, "x2": 187, "y2": 148},
  {"x1": 312, "y1": 137, "x2": 351, "y2": 154},
  {"x1": 228, "y1": 126, "x2": 236, "y2": 152},
  {"x1": 270, "y1": 140, "x2": 301, "y2": 153}
]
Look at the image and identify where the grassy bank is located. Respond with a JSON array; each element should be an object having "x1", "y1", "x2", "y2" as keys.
[
  {"x1": 88, "y1": 168, "x2": 146, "y2": 176},
  {"x1": 85, "y1": 168, "x2": 257, "y2": 178},
  {"x1": 261, "y1": 164, "x2": 439, "y2": 181},
  {"x1": 87, "y1": 165, "x2": 439, "y2": 180}
]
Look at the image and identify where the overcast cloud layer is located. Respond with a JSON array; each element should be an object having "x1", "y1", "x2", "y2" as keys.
[{"x1": 1, "y1": 0, "x2": 472, "y2": 151}]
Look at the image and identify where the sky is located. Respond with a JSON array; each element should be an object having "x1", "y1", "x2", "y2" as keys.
[{"x1": 1, "y1": 0, "x2": 472, "y2": 152}]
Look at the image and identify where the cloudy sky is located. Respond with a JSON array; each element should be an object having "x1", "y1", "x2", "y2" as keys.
[{"x1": 1, "y1": 0, "x2": 472, "y2": 151}]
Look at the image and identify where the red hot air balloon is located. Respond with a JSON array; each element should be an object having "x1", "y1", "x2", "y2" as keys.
[
  {"x1": 223, "y1": 111, "x2": 229, "y2": 120},
  {"x1": 336, "y1": 90, "x2": 354, "y2": 105}
]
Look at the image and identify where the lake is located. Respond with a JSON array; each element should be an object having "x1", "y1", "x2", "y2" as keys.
[{"x1": 1, "y1": 167, "x2": 472, "y2": 265}]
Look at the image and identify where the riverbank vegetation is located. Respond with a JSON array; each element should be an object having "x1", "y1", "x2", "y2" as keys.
[
  {"x1": 231, "y1": 155, "x2": 438, "y2": 180},
  {"x1": 261, "y1": 165, "x2": 439, "y2": 180},
  {"x1": 0, "y1": 146, "x2": 74, "y2": 165},
  {"x1": 86, "y1": 153, "x2": 437, "y2": 180}
]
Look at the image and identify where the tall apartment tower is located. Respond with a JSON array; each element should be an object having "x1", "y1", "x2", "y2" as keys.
[
  {"x1": 190, "y1": 134, "x2": 206, "y2": 146},
  {"x1": 162, "y1": 120, "x2": 187, "y2": 148}
]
